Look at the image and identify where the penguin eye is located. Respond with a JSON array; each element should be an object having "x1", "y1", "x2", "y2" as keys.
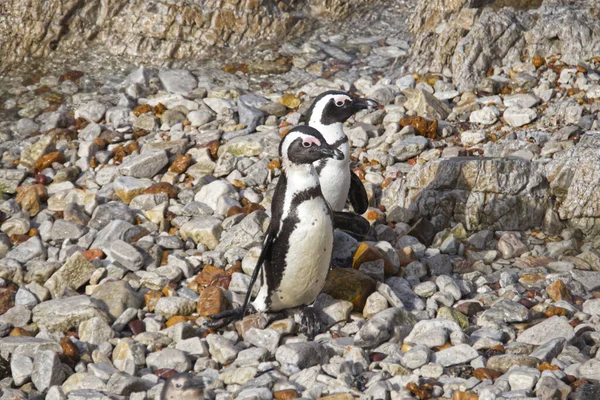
[
  {"x1": 175, "y1": 383, "x2": 183, "y2": 388},
  {"x1": 335, "y1": 101, "x2": 345, "y2": 107},
  {"x1": 302, "y1": 141, "x2": 312, "y2": 148}
]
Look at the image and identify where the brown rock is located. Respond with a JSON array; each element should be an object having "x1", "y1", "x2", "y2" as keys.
[
  {"x1": 398, "y1": 246, "x2": 418, "y2": 267},
  {"x1": 82, "y1": 249, "x2": 105, "y2": 262},
  {"x1": 0, "y1": 289, "x2": 15, "y2": 315},
  {"x1": 15, "y1": 185, "x2": 44, "y2": 217},
  {"x1": 155, "y1": 368, "x2": 178, "y2": 379},
  {"x1": 274, "y1": 389, "x2": 298, "y2": 400},
  {"x1": 35, "y1": 151, "x2": 65, "y2": 171},
  {"x1": 197, "y1": 286, "x2": 227, "y2": 317},
  {"x1": 318, "y1": 395, "x2": 355, "y2": 400},
  {"x1": 532, "y1": 55, "x2": 545, "y2": 68},
  {"x1": 194, "y1": 265, "x2": 227, "y2": 286},
  {"x1": 352, "y1": 242, "x2": 395, "y2": 276},
  {"x1": 234, "y1": 313, "x2": 269, "y2": 337},
  {"x1": 473, "y1": 367, "x2": 501, "y2": 381},
  {"x1": 10, "y1": 327, "x2": 33, "y2": 337},
  {"x1": 128, "y1": 320, "x2": 145, "y2": 335},
  {"x1": 539, "y1": 362, "x2": 559, "y2": 371},
  {"x1": 399, "y1": 116, "x2": 438, "y2": 139},
  {"x1": 406, "y1": 382, "x2": 432, "y2": 400},
  {"x1": 546, "y1": 280, "x2": 571, "y2": 302},
  {"x1": 451, "y1": 392, "x2": 478, "y2": 400},
  {"x1": 133, "y1": 104, "x2": 152, "y2": 117},
  {"x1": 143, "y1": 182, "x2": 178, "y2": 199},
  {"x1": 144, "y1": 290, "x2": 163, "y2": 312},
  {"x1": 322, "y1": 268, "x2": 376, "y2": 311},
  {"x1": 545, "y1": 305, "x2": 569, "y2": 318},
  {"x1": 153, "y1": 103, "x2": 166, "y2": 118},
  {"x1": 168, "y1": 154, "x2": 191, "y2": 174},
  {"x1": 60, "y1": 337, "x2": 80, "y2": 364},
  {"x1": 166, "y1": 316, "x2": 195, "y2": 327},
  {"x1": 455, "y1": 301, "x2": 484, "y2": 316}
]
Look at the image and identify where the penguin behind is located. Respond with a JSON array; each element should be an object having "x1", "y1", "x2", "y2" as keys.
[
  {"x1": 305, "y1": 90, "x2": 378, "y2": 215},
  {"x1": 160, "y1": 372, "x2": 206, "y2": 400},
  {"x1": 207, "y1": 126, "x2": 343, "y2": 335}
]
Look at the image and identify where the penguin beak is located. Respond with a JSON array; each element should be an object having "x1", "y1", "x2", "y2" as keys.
[
  {"x1": 319, "y1": 147, "x2": 344, "y2": 160},
  {"x1": 352, "y1": 98, "x2": 379, "y2": 111}
]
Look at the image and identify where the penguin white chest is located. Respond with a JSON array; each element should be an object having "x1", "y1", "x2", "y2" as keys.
[
  {"x1": 316, "y1": 140, "x2": 351, "y2": 211},
  {"x1": 270, "y1": 198, "x2": 333, "y2": 310}
]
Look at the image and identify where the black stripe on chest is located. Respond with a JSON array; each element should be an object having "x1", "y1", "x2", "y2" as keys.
[{"x1": 264, "y1": 185, "x2": 327, "y2": 309}]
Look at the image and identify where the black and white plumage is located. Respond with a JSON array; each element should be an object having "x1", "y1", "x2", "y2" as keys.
[
  {"x1": 207, "y1": 126, "x2": 343, "y2": 333},
  {"x1": 306, "y1": 90, "x2": 378, "y2": 214},
  {"x1": 160, "y1": 373, "x2": 206, "y2": 400}
]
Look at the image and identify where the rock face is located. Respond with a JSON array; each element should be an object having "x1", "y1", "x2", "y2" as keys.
[
  {"x1": 547, "y1": 132, "x2": 600, "y2": 235},
  {"x1": 404, "y1": 0, "x2": 600, "y2": 91},
  {"x1": 0, "y1": 0, "x2": 379, "y2": 73},
  {"x1": 387, "y1": 157, "x2": 549, "y2": 231}
]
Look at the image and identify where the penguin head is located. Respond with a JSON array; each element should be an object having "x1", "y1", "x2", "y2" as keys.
[
  {"x1": 280, "y1": 126, "x2": 344, "y2": 165},
  {"x1": 306, "y1": 90, "x2": 379, "y2": 126},
  {"x1": 160, "y1": 372, "x2": 207, "y2": 400}
]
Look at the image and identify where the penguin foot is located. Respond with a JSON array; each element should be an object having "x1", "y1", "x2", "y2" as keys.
[
  {"x1": 205, "y1": 307, "x2": 246, "y2": 329},
  {"x1": 299, "y1": 307, "x2": 322, "y2": 340}
]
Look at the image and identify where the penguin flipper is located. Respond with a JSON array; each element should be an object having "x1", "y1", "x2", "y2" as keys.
[
  {"x1": 348, "y1": 170, "x2": 368, "y2": 215},
  {"x1": 241, "y1": 230, "x2": 275, "y2": 316},
  {"x1": 332, "y1": 211, "x2": 371, "y2": 239}
]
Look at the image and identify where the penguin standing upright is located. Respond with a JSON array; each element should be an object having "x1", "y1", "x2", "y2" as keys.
[
  {"x1": 207, "y1": 126, "x2": 344, "y2": 336},
  {"x1": 306, "y1": 90, "x2": 378, "y2": 235}
]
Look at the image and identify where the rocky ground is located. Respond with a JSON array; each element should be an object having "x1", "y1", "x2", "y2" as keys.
[{"x1": 1, "y1": 1, "x2": 600, "y2": 399}]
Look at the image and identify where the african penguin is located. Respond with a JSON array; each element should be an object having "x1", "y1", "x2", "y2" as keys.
[
  {"x1": 306, "y1": 90, "x2": 378, "y2": 214},
  {"x1": 207, "y1": 126, "x2": 343, "y2": 336},
  {"x1": 160, "y1": 372, "x2": 207, "y2": 400}
]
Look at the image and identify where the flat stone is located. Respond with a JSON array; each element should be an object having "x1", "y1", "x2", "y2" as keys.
[
  {"x1": 158, "y1": 70, "x2": 197, "y2": 94},
  {"x1": 118, "y1": 149, "x2": 169, "y2": 179},
  {"x1": 109, "y1": 240, "x2": 144, "y2": 271},
  {"x1": 430, "y1": 344, "x2": 478, "y2": 367},
  {"x1": 516, "y1": 316, "x2": 574, "y2": 345},
  {"x1": 32, "y1": 295, "x2": 111, "y2": 332},
  {"x1": 146, "y1": 348, "x2": 191, "y2": 372},
  {"x1": 275, "y1": 342, "x2": 330, "y2": 369}
]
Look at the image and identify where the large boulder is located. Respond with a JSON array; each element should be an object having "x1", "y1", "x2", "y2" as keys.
[
  {"x1": 403, "y1": 0, "x2": 600, "y2": 91},
  {"x1": 385, "y1": 157, "x2": 550, "y2": 231},
  {"x1": 547, "y1": 132, "x2": 600, "y2": 235}
]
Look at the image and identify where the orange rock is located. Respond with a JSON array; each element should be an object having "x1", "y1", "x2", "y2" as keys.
[
  {"x1": 143, "y1": 182, "x2": 178, "y2": 198},
  {"x1": 539, "y1": 362, "x2": 559, "y2": 372},
  {"x1": 532, "y1": 55, "x2": 545, "y2": 68},
  {"x1": 352, "y1": 242, "x2": 395, "y2": 276},
  {"x1": 274, "y1": 389, "x2": 298, "y2": 400},
  {"x1": 227, "y1": 206, "x2": 244, "y2": 218},
  {"x1": 83, "y1": 249, "x2": 105, "y2": 262},
  {"x1": 194, "y1": 265, "x2": 227, "y2": 286},
  {"x1": 15, "y1": 185, "x2": 44, "y2": 217},
  {"x1": 162, "y1": 283, "x2": 178, "y2": 297},
  {"x1": 35, "y1": 151, "x2": 65, "y2": 171},
  {"x1": 473, "y1": 368, "x2": 502, "y2": 381},
  {"x1": 268, "y1": 160, "x2": 281, "y2": 171},
  {"x1": 399, "y1": 116, "x2": 438, "y2": 139},
  {"x1": 545, "y1": 305, "x2": 569, "y2": 318},
  {"x1": 434, "y1": 343, "x2": 453, "y2": 351},
  {"x1": 10, "y1": 327, "x2": 33, "y2": 337},
  {"x1": 133, "y1": 104, "x2": 152, "y2": 117},
  {"x1": 153, "y1": 103, "x2": 166, "y2": 117},
  {"x1": 209, "y1": 141, "x2": 219, "y2": 159},
  {"x1": 166, "y1": 316, "x2": 195, "y2": 327},
  {"x1": 144, "y1": 290, "x2": 163, "y2": 312},
  {"x1": 168, "y1": 154, "x2": 191, "y2": 174},
  {"x1": 546, "y1": 280, "x2": 571, "y2": 302},
  {"x1": 451, "y1": 391, "x2": 478, "y2": 400},
  {"x1": 242, "y1": 203, "x2": 265, "y2": 215},
  {"x1": 406, "y1": 382, "x2": 432, "y2": 400},
  {"x1": 197, "y1": 286, "x2": 227, "y2": 317},
  {"x1": 60, "y1": 337, "x2": 80, "y2": 363}
]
